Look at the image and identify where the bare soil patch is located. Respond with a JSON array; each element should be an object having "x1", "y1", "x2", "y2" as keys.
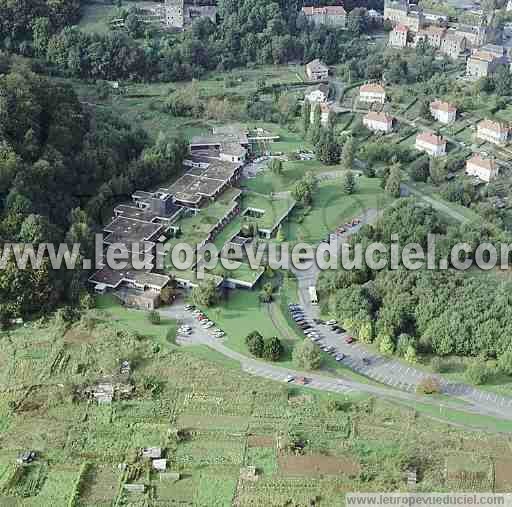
[
  {"x1": 64, "y1": 329, "x2": 96, "y2": 345},
  {"x1": 495, "y1": 459, "x2": 512, "y2": 490},
  {"x1": 247, "y1": 435, "x2": 274, "y2": 448},
  {"x1": 278, "y1": 454, "x2": 360, "y2": 477}
]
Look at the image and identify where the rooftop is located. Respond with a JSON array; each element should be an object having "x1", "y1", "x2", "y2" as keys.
[
  {"x1": 467, "y1": 154, "x2": 496, "y2": 171},
  {"x1": 360, "y1": 83, "x2": 385, "y2": 94},
  {"x1": 302, "y1": 5, "x2": 346, "y2": 16},
  {"x1": 431, "y1": 100, "x2": 457, "y2": 113},
  {"x1": 306, "y1": 59, "x2": 329, "y2": 73},
  {"x1": 416, "y1": 132, "x2": 446, "y2": 146},
  {"x1": 394, "y1": 24, "x2": 408, "y2": 33},
  {"x1": 478, "y1": 119, "x2": 508, "y2": 134},
  {"x1": 364, "y1": 111, "x2": 393, "y2": 123}
]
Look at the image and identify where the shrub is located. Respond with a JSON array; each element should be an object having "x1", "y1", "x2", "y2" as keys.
[
  {"x1": 417, "y1": 376, "x2": 441, "y2": 395},
  {"x1": 464, "y1": 362, "x2": 491, "y2": 385},
  {"x1": 498, "y1": 350, "x2": 512, "y2": 376},
  {"x1": 293, "y1": 339, "x2": 321, "y2": 370},
  {"x1": 246, "y1": 331, "x2": 264, "y2": 358},
  {"x1": 147, "y1": 310, "x2": 161, "y2": 325},
  {"x1": 262, "y1": 336, "x2": 283, "y2": 362}
]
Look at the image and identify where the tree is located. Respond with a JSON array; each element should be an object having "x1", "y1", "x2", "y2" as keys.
[
  {"x1": 259, "y1": 282, "x2": 274, "y2": 303},
  {"x1": 341, "y1": 136, "x2": 355, "y2": 170},
  {"x1": 246, "y1": 331, "x2": 264, "y2": 357},
  {"x1": 262, "y1": 336, "x2": 283, "y2": 361},
  {"x1": 429, "y1": 157, "x2": 447, "y2": 185},
  {"x1": 342, "y1": 170, "x2": 356, "y2": 195},
  {"x1": 498, "y1": 349, "x2": 512, "y2": 376},
  {"x1": 404, "y1": 345, "x2": 418, "y2": 364},
  {"x1": 269, "y1": 158, "x2": 283, "y2": 175},
  {"x1": 293, "y1": 339, "x2": 321, "y2": 370},
  {"x1": 418, "y1": 99, "x2": 431, "y2": 120},
  {"x1": 310, "y1": 104, "x2": 321, "y2": 144},
  {"x1": 292, "y1": 173, "x2": 316, "y2": 205},
  {"x1": 302, "y1": 100, "x2": 311, "y2": 134},
  {"x1": 347, "y1": 8, "x2": 368, "y2": 36},
  {"x1": 378, "y1": 333, "x2": 395, "y2": 355},
  {"x1": 315, "y1": 129, "x2": 341, "y2": 165},
  {"x1": 192, "y1": 279, "x2": 219, "y2": 307},
  {"x1": 385, "y1": 163, "x2": 401, "y2": 197},
  {"x1": 464, "y1": 362, "x2": 491, "y2": 385},
  {"x1": 147, "y1": 310, "x2": 161, "y2": 325}
]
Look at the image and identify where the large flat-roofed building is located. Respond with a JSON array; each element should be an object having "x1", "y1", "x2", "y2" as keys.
[
  {"x1": 477, "y1": 119, "x2": 509, "y2": 145},
  {"x1": 430, "y1": 100, "x2": 457, "y2": 124},
  {"x1": 466, "y1": 154, "x2": 498, "y2": 182},
  {"x1": 305, "y1": 59, "x2": 329, "y2": 81},
  {"x1": 359, "y1": 83, "x2": 386, "y2": 104},
  {"x1": 302, "y1": 5, "x2": 347, "y2": 28},
  {"x1": 363, "y1": 111, "x2": 394, "y2": 133},
  {"x1": 415, "y1": 132, "x2": 446, "y2": 157}
]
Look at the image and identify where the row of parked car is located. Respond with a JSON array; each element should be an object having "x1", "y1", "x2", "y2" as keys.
[
  {"x1": 288, "y1": 303, "x2": 350, "y2": 362},
  {"x1": 183, "y1": 304, "x2": 225, "y2": 339}
]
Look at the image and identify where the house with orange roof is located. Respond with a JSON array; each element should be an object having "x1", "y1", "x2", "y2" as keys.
[
  {"x1": 477, "y1": 119, "x2": 509, "y2": 145},
  {"x1": 430, "y1": 100, "x2": 457, "y2": 124},
  {"x1": 302, "y1": 5, "x2": 347, "y2": 28},
  {"x1": 415, "y1": 132, "x2": 446, "y2": 157},
  {"x1": 359, "y1": 83, "x2": 386, "y2": 104},
  {"x1": 465, "y1": 155, "x2": 498, "y2": 182},
  {"x1": 389, "y1": 24, "x2": 408, "y2": 48},
  {"x1": 363, "y1": 112, "x2": 394, "y2": 133}
]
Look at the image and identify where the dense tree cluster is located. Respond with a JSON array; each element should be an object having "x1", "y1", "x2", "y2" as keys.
[{"x1": 317, "y1": 199, "x2": 512, "y2": 360}]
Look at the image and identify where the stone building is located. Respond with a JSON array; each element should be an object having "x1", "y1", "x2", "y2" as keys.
[
  {"x1": 302, "y1": 5, "x2": 347, "y2": 28},
  {"x1": 430, "y1": 100, "x2": 457, "y2": 124},
  {"x1": 477, "y1": 119, "x2": 509, "y2": 145},
  {"x1": 359, "y1": 83, "x2": 386, "y2": 104},
  {"x1": 363, "y1": 112, "x2": 394, "y2": 133}
]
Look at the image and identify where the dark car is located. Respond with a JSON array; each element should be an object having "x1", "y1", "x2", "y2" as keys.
[{"x1": 362, "y1": 357, "x2": 371, "y2": 366}]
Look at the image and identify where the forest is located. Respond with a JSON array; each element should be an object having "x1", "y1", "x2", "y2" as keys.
[{"x1": 317, "y1": 199, "x2": 512, "y2": 360}]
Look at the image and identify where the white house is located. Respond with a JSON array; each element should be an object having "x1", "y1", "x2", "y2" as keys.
[
  {"x1": 465, "y1": 154, "x2": 498, "y2": 182},
  {"x1": 359, "y1": 83, "x2": 386, "y2": 104},
  {"x1": 477, "y1": 119, "x2": 509, "y2": 145},
  {"x1": 220, "y1": 142, "x2": 247, "y2": 163},
  {"x1": 415, "y1": 132, "x2": 446, "y2": 157},
  {"x1": 305, "y1": 59, "x2": 329, "y2": 81},
  {"x1": 305, "y1": 83, "x2": 329, "y2": 103},
  {"x1": 363, "y1": 111, "x2": 394, "y2": 133},
  {"x1": 430, "y1": 100, "x2": 457, "y2": 124},
  {"x1": 389, "y1": 24, "x2": 408, "y2": 48}
]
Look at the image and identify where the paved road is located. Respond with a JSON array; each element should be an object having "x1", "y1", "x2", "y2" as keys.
[{"x1": 160, "y1": 302, "x2": 512, "y2": 422}]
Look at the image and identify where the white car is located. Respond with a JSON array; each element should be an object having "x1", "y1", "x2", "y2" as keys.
[
  {"x1": 285, "y1": 375, "x2": 294, "y2": 383},
  {"x1": 204, "y1": 322, "x2": 214, "y2": 329},
  {"x1": 326, "y1": 319, "x2": 337, "y2": 326}
]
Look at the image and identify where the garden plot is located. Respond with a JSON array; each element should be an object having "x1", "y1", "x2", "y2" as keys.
[
  {"x1": 177, "y1": 414, "x2": 249, "y2": 432},
  {"x1": 445, "y1": 455, "x2": 493, "y2": 490},
  {"x1": 78, "y1": 464, "x2": 121, "y2": 507},
  {"x1": 494, "y1": 459, "x2": 512, "y2": 491},
  {"x1": 278, "y1": 454, "x2": 360, "y2": 477}
]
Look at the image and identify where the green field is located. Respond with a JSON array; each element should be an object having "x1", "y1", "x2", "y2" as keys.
[{"x1": 284, "y1": 176, "x2": 390, "y2": 243}]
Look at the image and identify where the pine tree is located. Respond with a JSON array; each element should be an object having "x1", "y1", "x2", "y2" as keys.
[
  {"x1": 385, "y1": 163, "x2": 402, "y2": 197},
  {"x1": 341, "y1": 136, "x2": 354, "y2": 170},
  {"x1": 342, "y1": 170, "x2": 356, "y2": 195},
  {"x1": 302, "y1": 100, "x2": 311, "y2": 134}
]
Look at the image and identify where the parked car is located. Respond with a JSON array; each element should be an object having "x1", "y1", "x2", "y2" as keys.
[
  {"x1": 184, "y1": 304, "x2": 194, "y2": 311},
  {"x1": 345, "y1": 336, "x2": 355, "y2": 344},
  {"x1": 362, "y1": 357, "x2": 371, "y2": 365},
  {"x1": 285, "y1": 374, "x2": 294, "y2": 383},
  {"x1": 326, "y1": 319, "x2": 337, "y2": 326},
  {"x1": 335, "y1": 353, "x2": 345, "y2": 361},
  {"x1": 295, "y1": 376, "x2": 309, "y2": 385},
  {"x1": 17, "y1": 451, "x2": 36, "y2": 465}
]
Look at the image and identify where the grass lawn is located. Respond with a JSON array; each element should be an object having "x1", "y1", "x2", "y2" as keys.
[
  {"x1": 284, "y1": 176, "x2": 390, "y2": 244},
  {"x1": 96, "y1": 294, "x2": 176, "y2": 345}
]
